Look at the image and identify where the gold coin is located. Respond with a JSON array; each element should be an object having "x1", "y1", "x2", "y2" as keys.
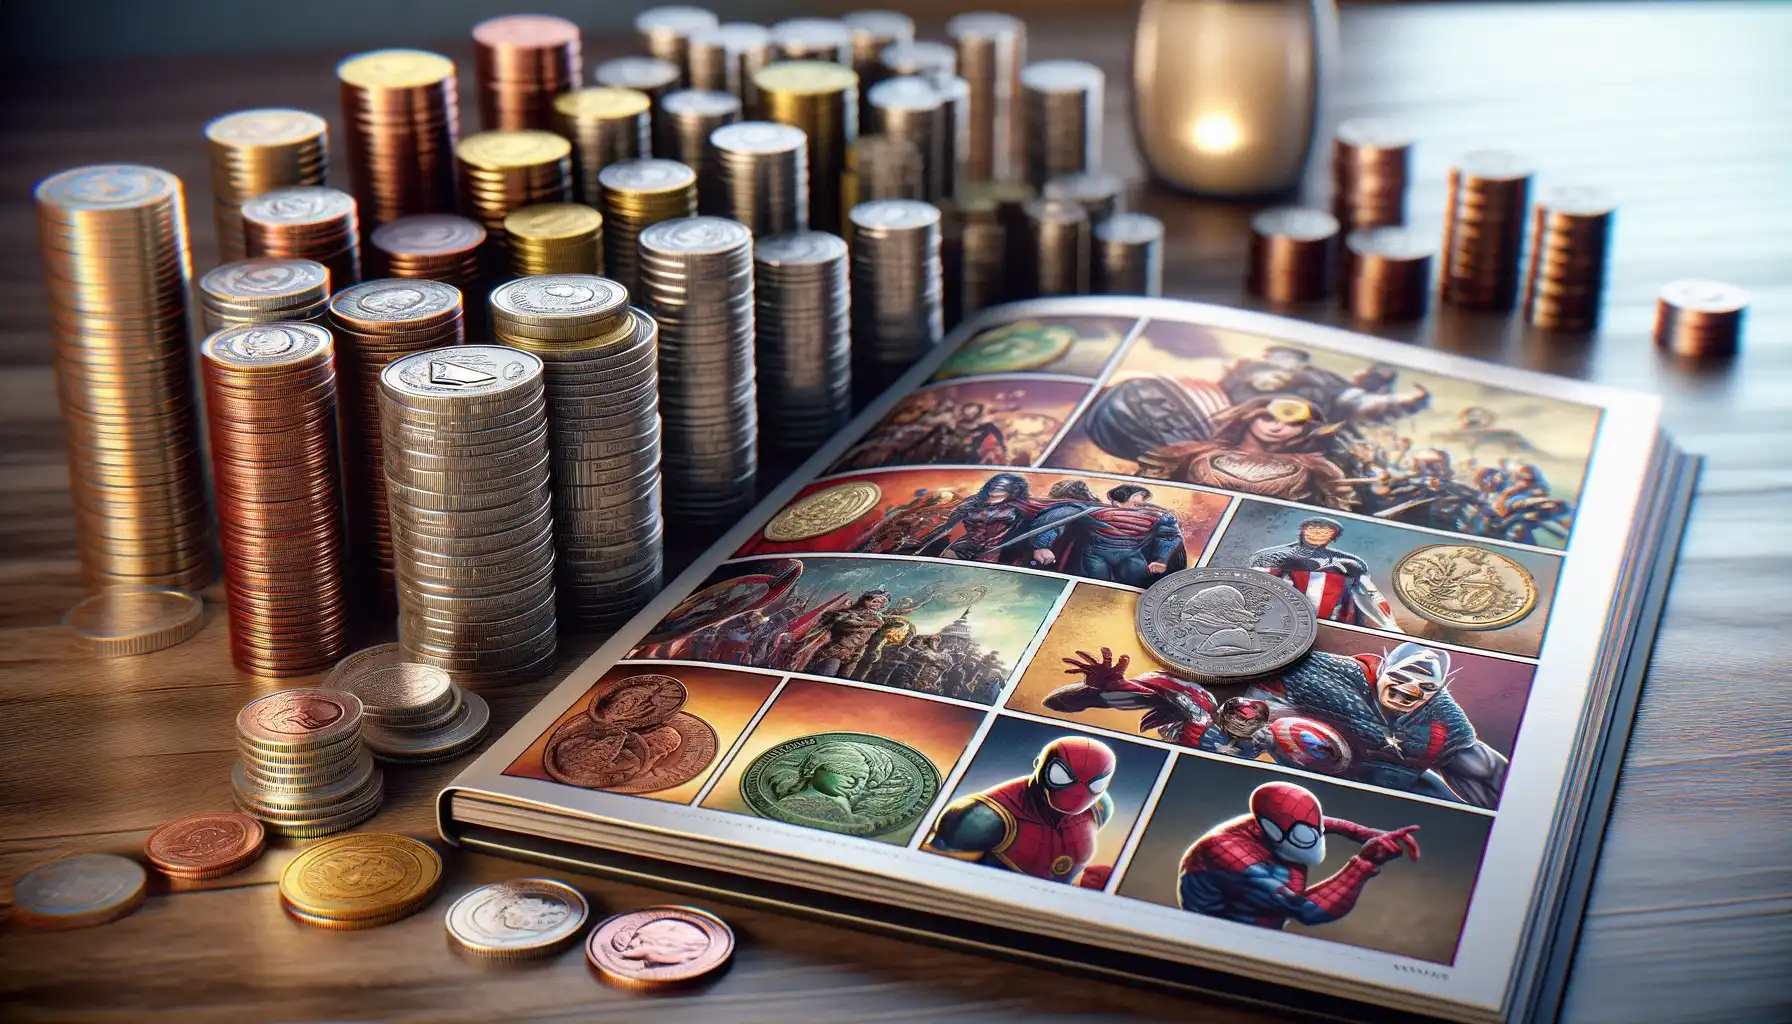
[
  {"x1": 337, "y1": 49, "x2": 456, "y2": 89},
  {"x1": 505, "y1": 203, "x2": 602, "y2": 241},
  {"x1": 458, "y1": 130, "x2": 572, "y2": 170},
  {"x1": 1391, "y1": 543, "x2": 1538, "y2": 631},
  {"x1": 279, "y1": 833, "x2": 442, "y2": 921},
  {"x1": 555, "y1": 87, "x2": 652, "y2": 120},
  {"x1": 761, "y1": 481, "x2": 882, "y2": 542},
  {"x1": 62, "y1": 586, "x2": 204, "y2": 657},
  {"x1": 205, "y1": 109, "x2": 329, "y2": 147},
  {"x1": 755, "y1": 59, "x2": 857, "y2": 96}
]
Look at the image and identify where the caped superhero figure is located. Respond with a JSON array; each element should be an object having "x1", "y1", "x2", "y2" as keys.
[
  {"x1": 922, "y1": 736, "x2": 1118, "y2": 888},
  {"x1": 1024, "y1": 483, "x2": 1186, "y2": 587},
  {"x1": 1044, "y1": 648, "x2": 1272, "y2": 758},
  {"x1": 1178, "y1": 781, "x2": 1420, "y2": 929},
  {"x1": 1247, "y1": 515, "x2": 1402, "y2": 632}
]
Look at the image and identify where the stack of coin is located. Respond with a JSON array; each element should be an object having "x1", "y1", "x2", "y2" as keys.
[
  {"x1": 968, "y1": 179, "x2": 1037, "y2": 307},
  {"x1": 1332, "y1": 118, "x2": 1411, "y2": 230},
  {"x1": 1247, "y1": 206, "x2": 1340, "y2": 304},
  {"x1": 337, "y1": 49, "x2": 460, "y2": 226},
  {"x1": 756, "y1": 231, "x2": 853, "y2": 456},
  {"x1": 1021, "y1": 60, "x2": 1103, "y2": 188},
  {"x1": 638, "y1": 217, "x2": 758, "y2": 529},
  {"x1": 456, "y1": 130, "x2": 575, "y2": 253},
  {"x1": 659, "y1": 89, "x2": 743, "y2": 203},
  {"x1": 554, "y1": 87, "x2": 654, "y2": 206},
  {"x1": 35, "y1": 165, "x2": 212, "y2": 591},
  {"x1": 636, "y1": 5, "x2": 719, "y2": 81},
  {"x1": 204, "y1": 109, "x2": 330, "y2": 262},
  {"x1": 506, "y1": 203, "x2": 605, "y2": 276},
  {"x1": 12, "y1": 855, "x2": 148, "y2": 931},
  {"x1": 1093, "y1": 211, "x2": 1165, "y2": 297},
  {"x1": 1045, "y1": 171, "x2": 1124, "y2": 222},
  {"x1": 1018, "y1": 197, "x2": 1092, "y2": 298},
  {"x1": 280, "y1": 834, "x2": 441, "y2": 929},
  {"x1": 593, "y1": 56, "x2": 682, "y2": 115},
  {"x1": 843, "y1": 134, "x2": 924, "y2": 212},
  {"x1": 599, "y1": 159, "x2": 699, "y2": 299},
  {"x1": 62, "y1": 586, "x2": 205, "y2": 658},
  {"x1": 201, "y1": 323, "x2": 349, "y2": 675},
  {"x1": 241, "y1": 186, "x2": 362, "y2": 288},
  {"x1": 756, "y1": 61, "x2": 860, "y2": 234},
  {"x1": 879, "y1": 40, "x2": 957, "y2": 85},
  {"x1": 1654, "y1": 279, "x2": 1748, "y2": 358},
  {"x1": 1522, "y1": 185, "x2": 1615, "y2": 333},
  {"x1": 1439, "y1": 150, "x2": 1533, "y2": 311},
  {"x1": 849, "y1": 199, "x2": 943, "y2": 394},
  {"x1": 328, "y1": 279, "x2": 466, "y2": 603},
  {"x1": 947, "y1": 12, "x2": 1026, "y2": 184},
  {"x1": 490, "y1": 276, "x2": 665, "y2": 629},
  {"x1": 772, "y1": 18, "x2": 853, "y2": 65},
  {"x1": 472, "y1": 14, "x2": 582, "y2": 132},
  {"x1": 1342, "y1": 226, "x2": 1434, "y2": 323},
  {"x1": 145, "y1": 812, "x2": 267, "y2": 881},
  {"x1": 380, "y1": 345, "x2": 559, "y2": 686},
  {"x1": 867, "y1": 76, "x2": 952, "y2": 203},
  {"x1": 198, "y1": 258, "x2": 332, "y2": 334},
  {"x1": 325, "y1": 644, "x2": 491, "y2": 762},
  {"x1": 711, "y1": 121, "x2": 809, "y2": 235},
  {"x1": 446, "y1": 879, "x2": 591, "y2": 959},
  {"x1": 940, "y1": 193, "x2": 998, "y2": 324},
  {"x1": 368, "y1": 215, "x2": 487, "y2": 331},
  {"x1": 938, "y1": 76, "x2": 972, "y2": 200},
  {"x1": 844, "y1": 10, "x2": 915, "y2": 119},
  {"x1": 233, "y1": 689, "x2": 382, "y2": 838},
  {"x1": 688, "y1": 23, "x2": 773, "y2": 115}
]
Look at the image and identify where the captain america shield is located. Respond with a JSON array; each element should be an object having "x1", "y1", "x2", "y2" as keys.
[{"x1": 1266, "y1": 717, "x2": 1353, "y2": 774}]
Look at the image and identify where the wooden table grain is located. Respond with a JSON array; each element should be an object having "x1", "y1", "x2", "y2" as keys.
[{"x1": 3, "y1": 4, "x2": 1789, "y2": 1022}]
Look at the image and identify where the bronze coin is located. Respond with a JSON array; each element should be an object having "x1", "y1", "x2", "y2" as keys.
[
  {"x1": 144, "y1": 811, "x2": 267, "y2": 879},
  {"x1": 583, "y1": 672, "x2": 687, "y2": 730},
  {"x1": 585, "y1": 905, "x2": 734, "y2": 988},
  {"x1": 541, "y1": 715, "x2": 653, "y2": 789},
  {"x1": 603, "y1": 713, "x2": 718, "y2": 795}
]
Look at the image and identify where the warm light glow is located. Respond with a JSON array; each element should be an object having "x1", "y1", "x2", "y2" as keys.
[{"x1": 1190, "y1": 112, "x2": 1243, "y2": 155}]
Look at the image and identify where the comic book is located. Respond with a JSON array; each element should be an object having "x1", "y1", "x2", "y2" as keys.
[{"x1": 440, "y1": 297, "x2": 1697, "y2": 1023}]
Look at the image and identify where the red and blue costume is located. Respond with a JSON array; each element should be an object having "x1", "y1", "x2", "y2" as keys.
[
  {"x1": 923, "y1": 736, "x2": 1118, "y2": 888},
  {"x1": 1177, "y1": 781, "x2": 1420, "y2": 929}
]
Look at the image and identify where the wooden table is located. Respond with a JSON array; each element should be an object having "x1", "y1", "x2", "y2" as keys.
[{"x1": 3, "y1": 4, "x2": 1788, "y2": 1022}]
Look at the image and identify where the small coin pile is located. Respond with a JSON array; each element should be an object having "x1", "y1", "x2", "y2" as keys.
[
  {"x1": 472, "y1": 14, "x2": 582, "y2": 132},
  {"x1": 324, "y1": 644, "x2": 491, "y2": 762},
  {"x1": 1247, "y1": 206, "x2": 1341, "y2": 304},
  {"x1": 755, "y1": 230, "x2": 852, "y2": 456},
  {"x1": 586, "y1": 906, "x2": 736, "y2": 990},
  {"x1": 1440, "y1": 149, "x2": 1534, "y2": 311},
  {"x1": 233, "y1": 689, "x2": 383, "y2": 838},
  {"x1": 241, "y1": 185, "x2": 363, "y2": 288},
  {"x1": 599, "y1": 159, "x2": 699, "y2": 299},
  {"x1": 659, "y1": 88, "x2": 742, "y2": 189},
  {"x1": 198, "y1": 258, "x2": 332, "y2": 334},
  {"x1": 850, "y1": 199, "x2": 944, "y2": 395},
  {"x1": 1523, "y1": 185, "x2": 1615, "y2": 333},
  {"x1": 337, "y1": 49, "x2": 460, "y2": 226},
  {"x1": 756, "y1": 60, "x2": 860, "y2": 234},
  {"x1": 12, "y1": 854, "x2": 148, "y2": 931},
  {"x1": 555, "y1": 87, "x2": 653, "y2": 205},
  {"x1": 1332, "y1": 118, "x2": 1412, "y2": 230},
  {"x1": 457, "y1": 130, "x2": 575, "y2": 252},
  {"x1": 1093, "y1": 211, "x2": 1165, "y2": 297},
  {"x1": 446, "y1": 878, "x2": 591, "y2": 958},
  {"x1": 279, "y1": 833, "x2": 442, "y2": 930},
  {"x1": 593, "y1": 55, "x2": 682, "y2": 111},
  {"x1": 1020, "y1": 197, "x2": 1091, "y2": 297},
  {"x1": 1654, "y1": 279, "x2": 1749, "y2": 358},
  {"x1": 710, "y1": 121, "x2": 810, "y2": 235},
  {"x1": 506, "y1": 203, "x2": 605, "y2": 276},
  {"x1": 145, "y1": 811, "x2": 267, "y2": 880},
  {"x1": 1020, "y1": 60, "x2": 1104, "y2": 187},
  {"x1": 63, "y1": 586, "x2": 204, "y2": 657},
  {"x1": 689, "y1": 23, "x2": 774, "y2": 113},
  {"x1": 1343, "y1": 226, "x2": 1435, "y2": 323},
  {"x1": 204, "y1": 108, "x2": 330, "y2": 262}
]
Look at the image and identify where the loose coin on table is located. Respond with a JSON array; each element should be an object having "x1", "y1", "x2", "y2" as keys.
[
  {"x1": 586, "y1": 906, "x2": 736, "y2": 989},
  {"x1": 63, "y1": 586, "x2": 204, "y2": 657},
  {"x1": 445, "y1": 878, "x2": 591, "y2": 958},
  {"x1": 279, "y1": 833, "x2": 443, "y2": 930},
  {"x1": 1134, "y1": 567, "x2": 1318, "y2": 682},
  {"x1": 145, "y1": 811, "x2": 267, "y2": 880},
  {"x1": 13, "y1": 854, "x2": 148, "y2": 931}
]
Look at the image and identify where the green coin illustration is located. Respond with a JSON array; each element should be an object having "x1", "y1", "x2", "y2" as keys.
[{"x1": 740, "y1": 731, "x2": 940, "y2": 837}]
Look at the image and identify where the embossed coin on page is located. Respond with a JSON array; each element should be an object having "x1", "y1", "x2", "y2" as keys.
[
  {"x1": 740, "y1": 732, "x2": 939, "y2": 837},
  {"x1": 586, "y1": 906, "x2": 735, "y2": 989},
  {"x1": 1135, "y1": 567, "x2": 1317, "y2": 681},
  {"x1": 13, "y1": 854, "x2": 148, "y2": 931},
  {"x1": 1392, "y1": 544, "x2": 1538, "y2": 631},
  {"x1": 446, "y1": 878, "x2": 591, "y2": 958},
  {"x1": 585, "y1": 673, "x2": 687, "y2": 730},
  {"x1": 762, "y1": 482, "x2": 883, "y2": 542},
  {"x1": 145, "y1": 812, "x2": 267, "y2": 879}
]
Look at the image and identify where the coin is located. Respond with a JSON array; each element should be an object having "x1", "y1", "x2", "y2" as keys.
[
  {"x1": 13, "y1": 853, "x2": 148, "y2": 931},
  {"x1": 1391, "y1": 543, "x2": 1539, "y2": 630},
  {"x1": 1135, "y1": 567, "x2": 1317, "y2": 681},
  {"x1": 279, "y1": 833, "x2": 443, "y2": 924},
  {"x1": 325, "y1": 645, "x2": 454, "y2": 716},
  {"x1": 763, "y1": 482, "x2": 882, "y2": 542},
  {"x1": 237, "y1": 689, "x2": 364, "y2": 752},
  {"x1": 739, "y1": 732, "x2": 939, "y2": 837},
  {"x1": 541, "y1": 715, "x2": 656, "y2": 789},
  {"x1": 144, "y1": 812, "x2": 267, "y2": 879},
  {"x1": 584, "y1": 673, "x2": 687, "y2": 729},
  {"x1": 62, "y1": 586, "x2": 203, "y2": 657},
  {"x1": 940, "y1": 320, "x2": 1078, "y2": 376},
  {"x1": 444, "y1": 878, "x2": 590, "y2": 958},
  {"x1": 360, "y1": 690, "x2": 491, "y2": 762},
  {"x1": 585, "y1": 906, "x2": 735, "y2": 989}
]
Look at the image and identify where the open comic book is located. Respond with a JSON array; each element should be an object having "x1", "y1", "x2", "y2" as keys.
[{"x1": 440, "y1": 297, "x2": 1697, "y2": 1024}]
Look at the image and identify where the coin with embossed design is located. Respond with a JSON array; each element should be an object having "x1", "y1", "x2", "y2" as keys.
[
  {"x1": 586, "y1": 906, "x2": 735, "y2": 988},
  {"x1": 145, "y1": 811, "x2": 267, "y2": 879},
  {"x1": 740, "y1": 732, "x2": 939, "y2": 837},
  {"x1": 279, "y1": 833, "x2": 443, "y2": 925},
  {"x1": 763, "y1": 482, "x2": 883, "y2": 542},
  {"x1": 236, "y1": 688, "x2": 364, "y2": 752},
  {"x1": 1392, "y1": 543, "x2": 1538, "y2": 630},
  {"x1": 584, "y1": 673, "x2": 687, "y2": 730},
  {"x1": 13, "y1": 854, "x2": 148, "y2": 931},
  {"x1": 1135, "y1": 567, "x2": 1317, "y2": 681},
  {"x1": 446, "y1": 878, "x2": 590, "y2": 958}
]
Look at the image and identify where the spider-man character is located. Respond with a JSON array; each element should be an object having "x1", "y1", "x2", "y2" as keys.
[
  {"x1": 1178, "y1": 781, "x2": 1421, "y2": 929},
  {"x1": 1043, "y1": 648, "x2": 1272, "y2": 758},
  {"x1": 922, "y1": 736, "x2": 1118, "y2": 888}
]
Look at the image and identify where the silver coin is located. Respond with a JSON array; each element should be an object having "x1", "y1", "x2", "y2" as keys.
[
  {"x1": 383, "y1": 345, "x2": 543, "y2": 401},
  {"x1": 593, "y1": 55, "x2": 680, "y2": 91},
  {"x1": 36, "y1": 164, "x2": 177, "y2": 210},
  {"x1": 850, "y1": 198, "x2": 940, "y2": 232},
  {"x1": 1252, "y1": 206, "x2": 1340, "y2": 242},
  {"x1": 331, "y1": 279, "x2": 461, "y2": 323},
  {"x1": 1134, "y1": 567, "x2": 1317, "y2": 681},
  {"x1": 242, "y1": 186, "x2": 355, "y2": 225},
  {"x1": 710, "y1": 120, "x2": 806, "y2": 154},
  {"x1": 490, "y1": 275, "x2": 629, "y2": 323},
  {"x1": 445, "y1": 878, "x2": 590, "y2": 958},
  {"x1": 12, "y1": 853, "x2": 147, "y2": 929},
  {"x1": 362, "y1": 689, "x2": 490, "y2": 762},
  {"x1": 202, "y1": 258, "x2": 331, "y2": 301},
  {"x1": 203, "y1": 322, "x2": 332, "y2": 366},
  {"x1": 1021, "y1": 59, "x2": 1103, "y2": 94}
]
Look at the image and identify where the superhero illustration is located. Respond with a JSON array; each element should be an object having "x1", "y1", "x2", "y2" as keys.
[
  {"x1": 633, "y1": 558, "x2": 804, "y2": 654},
  {"x1": 1176, "y1": 780, "x2": 1421, "y2": 929},
  {"x1": 1042, "y1": 648, "x2": 1273, "y2": 758},
  {"x1": 1247, "y1": 515, "x2": 1402, "y2": 632},
  {"x1": 855, "y1": 488, "x2": 962, "y2": 553},
  {"x1": 830, "y1": 378, "x2": 1089, "y2": 473}
]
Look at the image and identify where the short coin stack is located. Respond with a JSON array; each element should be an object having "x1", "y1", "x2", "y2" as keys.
[
  {"x1": 1654, "y1": 279, "x2": 1749, "y2": 358},
  {"x1": 555, "y1": 88, "x2": 653, "y2": 205},
  {"x1": 325, "y1": 644, "x2": 491, "y2": 762},
  {"x1": 1331, "y1": 118, "x2": 1412, "y2": 230},
  {"x1": 204, "y1": 108, "x2": 330, "y2": 262},
  {"x1": 772, "y1": 17, "x2": 853, "y2": 63},
  {"x1": 710, "y1": 121, "x2": 810, "y2": 235},
  {"x1": 638, "y1": 217, "x2": 759, "y2": 530},
  {"x1": 1093, "y1": 212, "x2": 1165, "y2": 297},
  {"x1": 659, "y1": 89, "x2": 742, "y2": 194},
  {"x1": 849, "y1": 198, "x2": 944, "y2": 394},
  {"x1": 279, "y1": 833, "x2": 442, "y2": 930},
  {"x1": 233, "y1": 688, "x2": 383, "y2": 839},
  {"x1": 506, "y1": 203, "x2": 605, "y2": 276},
  {"x1": 490, "y1": 276, "x2": 665, "y2": 630},
  {"x1": 1020, "y1": 60, "x2": 1104, "y2": 187},
  {"x1": 1522, "y1": 185, "x2": 1615, "y2": 333},
  {"x1": 599, "y1": 159, "x2": 698, "y2": 299},
  {"x1": 1440, "y1": 150, "x2": 1534, "y2": 311},
  {"x1": 941, "y1": 191, "x2": 1005, "y2": 323},
  {"x1": 842, "y1": 134, "x2": 924, "y2": 210},
  {"x1": 1021, "y1": 197, "x2": 1092, "y2": 297},
  {"x1": 879, "y1": 40, "x2": 957, "y2": 84},
  {"x1": 197, "y1": 258, "x2": 332, "y2": 335},
  {"x1": 1343, "y1": 227, "x2": 1435, "y2": 323},
  {"x1": 369, "y1": 214, "x2": 486, "y2": 296},
  {"x1": 867, "y1": 76, "x2": 950, "y2": 203},
  {"x1": 688, "y1": 23, "x2": 773, "y2": 114},
  {"x1": 1044, "y1": 171, "x2": 1125, "y2": 223},
  {"x1": 337, "y1": 49, "x2": 460, "y2": 226},
  {"x1": 756, "y1": 61, "x2": 860, "y2": 234},
  {"x1": 472, "y1": 14, "x2": 583, "y2": 132},
  {"x1": 241, "y1": 185, "x2": 363, "y2": 288},
  {"x1": 593, "y1": 56, "x2": 682, "y2": 112},
  {"x1": 380, "y1": 345, "x2": 559, "y2": 687},
  {"x1": 844, "y1": 10, "x2": 915, "y2": 118},
  {"x1": 755, "y1": 230, "x2": 853, "y2": 457},
  {"x1": 1247, "y1": 206, "x2": 1341, "y2": 304},
  {"x1": 636, "y1": 5, "x2": 719, "y2": 79},
  {"x1": 456, "y1": 130, "x2": 575, "y2": 253}
]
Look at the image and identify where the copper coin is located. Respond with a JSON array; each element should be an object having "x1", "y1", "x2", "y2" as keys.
[
  {"x1": 236, "y1": 688, "x2": 364, "y2": 751},
  {"x1": 585, "y1": 905, "x2": 735, "y2": 988},
  {"x1": 583, "y1": 672, "x2": 687, "y2": 730},
  {"x1": 144, "y1": 811, "x2": 267, "y2": 879}
]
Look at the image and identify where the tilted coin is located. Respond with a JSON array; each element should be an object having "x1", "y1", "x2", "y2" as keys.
[
  {"x1": 584, "y1": 673, "x2": 688, "y2": 730},
  {"x1": 62, "y1": 586, "x2": 204, "y2": 657},
  {"x1": 279, "y1": 833, "x2": 443, "y2": 923},
  {"x1": 762, "y1": 482, "x2": 882, "y2": 542},
  {"x1": 236, "y1": 688, "x2": 365, "y2": 751},
  {"x1": 585, "y1": 906, "x2": 735, "y2": 989},
  {"x1": 445, "y1": 878, "x2": 591, "y2": 958},
  {"x1": 13, "y1": 853, "x2": 148, "y2": 931},
  {"x1": 144, "y1": 812, "x2": 267, "y2": 879},
  {"x1": 739, "y1": 732, "x2": 940, "y2": 837},
  {"x1": 1134, "y1": 567, "x2": 1318, "y2": 681},
  {"x1": 1391, "y1": 543, "x2": 1538, "y2": 630},
  {"x1": 938, "y1": 320, "x2": 1079, "y2": 377}
]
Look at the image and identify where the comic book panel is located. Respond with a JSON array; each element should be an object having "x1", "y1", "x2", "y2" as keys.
[
  {"x1": 735, "y1": 467, "x2": 1233, "y2": 591},
  {"x1": 828, "y1": 377, "x2": 1093, "y2": 474},
  {"x1": 1005, "y1": 583, "x2": 1530, "y2": 811},
  {"x1": 917, "y1": 715, "x2": 1168, "y2": 888},
  {"x1": 628, "y1": 555, "x2": 1069, "y2": 706},
  {"x1": 699, "y1": 678, "x2": 986, "y2": 846},
  {"x1": 930, "y1": 316, "x2": 1139, "y2": 382},
  {"x1": 1041, "y1": 317, "x2": 1599, "y2": 550},
  {"x1": 1207, "y1": 499, "x2": 1561, "y2": 659},
  {"x1": 503, "y1": 663, "x2": 783, "y2": 805},
  {"x1": 1115, "y1": 755, "x2": 1492, "y2": 964}
]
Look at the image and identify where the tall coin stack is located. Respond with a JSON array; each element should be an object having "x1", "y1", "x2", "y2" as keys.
[
  {"x1": 1020, "y1": 198, "x2": 1091, "y2": 297},
  {"x1": 554, "y1": 88, "x2": 653, "y2": 206},
  {"x1": 1020, "y1": 60, "x2": 1104, "y2": 187},
  {"x1": 205, "y1": 109, "x2": 329, "y2": 263},
  {"x1": 659, "y1": 89, "x2": 743, "y2": 202},
  {"x1": 471, "y1": 14, "x2": 582, "y2": 132},
  {"x1": 772, "y1": 18, "x2": 853, "y2": 64},
  {"x1": 755, "y1": 231, "x2": 852, "y2": 456},
  {"x1": 36, "y1": 165, "x2": 211, "y2": 591},
  {"x1": 233, "y1": 689, "x2": 381, "y2": 838},
  {"x1": 490, "y1": 277, "x2": 665, "y2": 630},
  {"x1": 1093, "y1": 212, "x2": 1165, "y2": 297},
  {"x1": 843, "y1": 10, "x2": 915, "y2": 121},
  {"x1": 1332, "y1": 118, "x2": 1412, "y2": 230},
  {"x1": 757, "y1": 61, "x2": 859, "y2": 234},
  {"x1": 456, "y1": 131, "x2": 574, "y2": 254},
  {"x1": 368, "y1": 215, "x2": 487, "y2": 305},
  {"x1": 711, "y1": 121, "x2": 809, "y2": 235},
  {"x1": 947, "y1": 12, "x2": 1025, "y2": 184},
  {"x1": 1654, "y1": 279, "x2": 1748, "y2": 358},
  {"x1": 942, "y1": 191, "x2": 1003, "y2": 324},
  {"x1": 200, "y1": 323, "x2": 349, "y2": 675},
  {"x1": 867, "y1": 77, "x2": 951, "y2": 203},
  {"x1": 380, "y1": 345, "x2": 559, "y2": 687},
  {"x1": 241, "y1": 186, "x2": 362, "y2": 288},
  {"x1": 328, "y1": 280, "x2": 466, "y2": 603},
  {"x1": 198, "y1": 259, "x2": 332, "y2": 335},
  {"x1": 506, "y1": 204, "x2": 605, "y2": 276},
  {"x1": 1045, "y1": 171, "x2": 1125, "y2": 223},
  {"x1": 1343, "y1": 227, "x2": 1434, "y2": 323},
  {"x1": 849, "y1": 199, "x2": 943, "y2": 394},
  {"x1": 1522, "y1": 186, "x2": 1615, "y2": 333},
  {"x1": 598, "y1": 159, "x2": 698, "y2": 298},
  {"x1": 879, "y1": 40, "x2": 957, "y2": 84},
  {"x1": 636, "y1": 5, "x2": 719, "y2": 81},
  {"x1": 843, "y1": 135, "x2": 924, "y2": 212},
  {"x1": 593, "y1": 57, "x2": 682, "y2": 114},
  {"x1": 688, "y1": 23, "x2": 773, "y2": 115},
  {"x1": 1248, "y1": 207, "x2": 1341, "y2": 304},
  {"x1": 638, "y1": 218, "x2": 758, "y2": 530},
  {"x1": 1440, "y1": 150, "x2": 1534, "y2": 311},
  {"x1": 337, "y1": 50, "x2": 460, "y2": 226}
]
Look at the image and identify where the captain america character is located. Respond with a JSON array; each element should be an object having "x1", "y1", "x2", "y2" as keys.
[
  {"x1": 922, "y1": 736, "x2": 1118, "y2": 888},
  {"x1": 1178, "y1": 781, "x2": 1421, "y2": 929},
  {"x1": 1023, "y1": 484, "x2": 1188, "y2": 588},
  {"x1": 1246, "y1": 516, "x2": 1403, "y2": 632}
]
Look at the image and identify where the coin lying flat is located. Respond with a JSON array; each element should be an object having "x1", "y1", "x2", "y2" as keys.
[
  {"x1": 1392, "y1": 543, "x2": 1538, "y2": 630},
  {"x1": 739, "y1": 732, "x2": 939, "y2": 837},
  {"x1": 13, "y1": 853, "x2": 148, "y2": 931},
  {"x1": 236, "y1": 689, "x2": 365, "y2": 752},
  {"x1": 279, "y1": 833, "x2": 442, "y2": 927},
  {"x1": 585, "y1": 906, "x2": 735, "y2": 989},
  {"x1": 1135, "y1": 567, "x2": 1317, "y2": 682},
  {"x1": 445, "y1": 878, "x2": 590, "y2": 958},
  {"x1": 63, "y1": 586, "x2": 204, "y2": 657},
  {"x1": 762, "y1": 482, "x2": 883, "y2": 542},
  {"x1": 144, "y1": 811, "x2": 266, "y2": 880}
]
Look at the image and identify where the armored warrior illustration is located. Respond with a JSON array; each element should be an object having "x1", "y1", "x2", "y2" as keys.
[
  {"x1": 1178, "y1": 780, "x2": 1421, "y2": 929},
  {"x1": 854, "y1": 489, "x2": 961, "y2": 553},
  {"x1": 1044, "y1": 648, "x2": 1272, "y2": 757},
  {"x1": 923, "y1": 736, "x2": 1118, "y2": 888},
  {"x1": 1247, "y1": 516, "x2": 1402, "y2": 632},
  {"x1": 793, "y1": 590, "x2": 896, "y2": 677},
  {"x1": 915, "y1": 473, "x2": 1038, "y2": 563}
]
